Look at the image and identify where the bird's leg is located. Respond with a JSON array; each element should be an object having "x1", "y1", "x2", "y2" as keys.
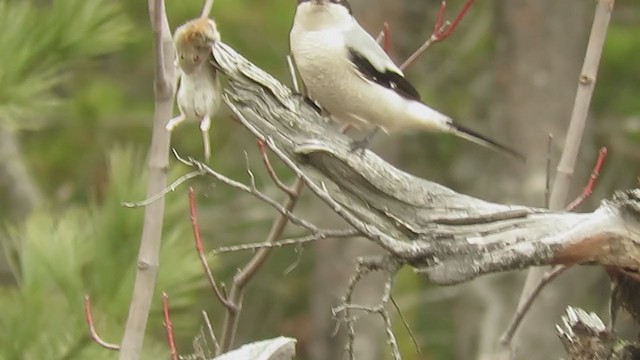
[
  {"x1": 166, "y1": 114, "x2": 186, "y2": 131},
  {"x1": 200, "y1": 116, "x2": 212, "y2": 161},
  {"x1": 349, "y1": 126, "x2": 380, "y2": 154}
]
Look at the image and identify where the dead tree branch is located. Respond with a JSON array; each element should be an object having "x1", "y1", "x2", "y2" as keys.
[
  {"x1": 556, "y1": 306, "x2": 640, "y2": 360},
  {"x1": 209, "y1": 40, "x2": 640, "y2": 285}
]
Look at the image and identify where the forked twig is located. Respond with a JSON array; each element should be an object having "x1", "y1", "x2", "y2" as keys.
[{"x1": 400, "y1": 0, "x2": 475, "y2": 70}]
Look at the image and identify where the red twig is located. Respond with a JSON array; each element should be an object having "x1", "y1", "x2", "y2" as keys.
[
  {"x1": 83, "y1": 295, "x2": 120, "y2": 351},
  {"x1": 400, "y1": 0, "x2": 475, "y2": 70},
  {"x1": 383, "y1": 22, "x2": 390, "y2": 54},
  {"x1": 257, "y1": 140, "x2": 296, "y2": 197},
  {"x1": 565, "y1": 147, "x2": 608, "y2": 211},
  {"x1": 162, "y1": 292, "x2": 178, "y2": 360},
  {"x1": 433, "y1": 0, "x2": 475, "y2": 42},
  {"x1": 189, "y1": 187, "x2": 238, "y2": 310}
]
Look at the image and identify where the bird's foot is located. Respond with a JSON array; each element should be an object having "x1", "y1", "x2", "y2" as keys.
[
  {"x1": 348, "y1": 127, "x2": 380, "y2": 155},
  {"x1": 349, "y1": 138, "x2": 370, "y2": 155}
]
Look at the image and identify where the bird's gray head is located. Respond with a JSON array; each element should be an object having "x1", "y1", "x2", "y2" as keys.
[{"x1": 294, "y1": 0, "x2": 353, "y2": 31}]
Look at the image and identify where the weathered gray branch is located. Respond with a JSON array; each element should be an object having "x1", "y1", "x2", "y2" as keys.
[
  {"x1": 210, "y1": 41, "x2": 640, "y2": 285},
  {"x1": 556, "y1": 306, "x2": 640, "y2": 360}
]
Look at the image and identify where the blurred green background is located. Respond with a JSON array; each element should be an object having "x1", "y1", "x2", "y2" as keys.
[{"x1": 0, "y1": 0, "x2": 638, "y2": 359}]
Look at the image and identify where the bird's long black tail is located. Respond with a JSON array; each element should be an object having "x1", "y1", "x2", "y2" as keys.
[{"x1": 448, "y1": 122, "x2": 526, "y2": 162}]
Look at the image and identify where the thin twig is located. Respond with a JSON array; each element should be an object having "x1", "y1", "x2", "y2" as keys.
[
  {"x1": 286, "y1": 55, "x2": 300, "y2": 93},
  {"x1": 283, "y1": 245, "x2": 304, "y2": 275},
  {"x1": 84, "y1": 295, "x2": 120, "y2": 351},
  {"x1": 189, "y1": 187, "x2": 237, "y2": 310},
  {"x1": 188, "y1": 158, "x2": 320, "y2": 232},
  {"x1": 201, "y1": 311, "x2": 220, "y2": 356},
  {"x1": 545, "y1": 134, "x2": 554, "y2": 208},
  {"x1": 122, "y1": 171, "x2": 202, "y2": 208},
  {"x1": 201, "y1": 0, "x2": 214, "y2": 18},
  {"x1": 209, "y1": 229, "x2": 359, "y2": 256},
  {"x1": 499, "y1": 265, "x2": 568, "y2": 347},
  {"x1": 390, "y1": 296, "x2": 421, "y2": 354},
  {"x1": 258, "y1": 140, "x2": 296, "y2": 197},
  {"x1": 399, "y1": 0, "x2": 475, "y2": 70},
  {"x1": 383, "y1": 22, "x2": 390, "y2": 53},
  {"x1": 162, "y1": 292, "x2": 179, "y2": 360},
  {"x1": 219, "y1": 175, "x2": 306, "y2": 351},
  {"x1": 565, "y1": 147, "x2": 608, "y2": 211}
]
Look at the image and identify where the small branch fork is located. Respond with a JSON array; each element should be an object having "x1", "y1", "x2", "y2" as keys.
[
  {"x1": 332, "y1": 257, "x2": 403, "y2": 360},
  {"x1": 400, "y1": 0, "x2": 475, "y2": 70}
]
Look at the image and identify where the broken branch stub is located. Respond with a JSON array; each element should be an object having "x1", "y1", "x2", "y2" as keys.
[{"x1": 211, "y1": 41, "x2": 640, "y2": 285}]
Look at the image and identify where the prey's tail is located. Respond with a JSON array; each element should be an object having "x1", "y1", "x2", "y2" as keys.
[{"x1": 448, "y1": 122, "x2": 525, "y2": 162}]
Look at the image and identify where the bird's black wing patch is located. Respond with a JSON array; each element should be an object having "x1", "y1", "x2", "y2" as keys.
[{"x1": 348, "y1": 48, "x2": 421, "y2": 101}]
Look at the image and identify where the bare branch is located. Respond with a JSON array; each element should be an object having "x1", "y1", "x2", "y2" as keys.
[
  {"x1": 84, "y1": 295, "x2": 120, "y2": 351},
  {"x1": 186, "y1": 157, "x2": 319, "y2": 232},
  {"x1": 499, "y1": 266, "x2": 568, "y2": 349},
  {"x1": 118, "y1": 0, "x2": 176, "y2": 357},
  {"x1": 201, "y1": 0, "x2": 214, "y2": 18},
  {"x1": 400, "y1": 0, "x2": 475, "y2": 70},
  {"x1": 545, "y1": 134, "x2": 554, "y2": 208},
  {"x1": 162, "y1": 292, "x2": 178, "y2": 360},
  {"x1": 219, "y1": 174, "x2": 305, "y2": 352},
  {"x1": 189, "y1": 187, "x2": 237, "y2": 311},
  {"x1": 258, "y1": 139, "x2": 297, "y2": 197},
  {"x1": 390, "y1": 296, "x2": 421, "y2": 354},
  {"x1": 201, "y1": 311, "x2": 220, "y2": 356},
  {"x1": 121, "y1": 171, "x2": 202, "y2": 208},
  {"x1": 209, "y1": 229, "x2": 359, "y2": 256},
  {"x1": 565, "y1": 147, "x2": 608, "y2": 211}
]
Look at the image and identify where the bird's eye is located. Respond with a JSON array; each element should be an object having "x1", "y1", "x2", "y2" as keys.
[
  {"x1": 180, "y1": 55, "x2": 185, "y2": 60},
  {"x1": 194, "y1": 55, "x2": 200, "y2": 62}
]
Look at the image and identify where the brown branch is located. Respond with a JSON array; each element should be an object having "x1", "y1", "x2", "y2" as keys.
[
  {"x1": 383, "y1": 22, "x2": 390, "y2": 54},
  {"x1": 118, "y1": 0, "x2": 176, "y2": 358},
  {"x1": 161, "y1": 292, "x2": 178, "y2": 360},
  {"x1": 565, "y1": 147, "x2": 608, "y2": 211},
  {"x1": 189, "y1": 187, "x2": 237, "y2": 311},
  {"x1": 84, "y1": 295, "x2": 120, "y2": 351},
  {"x1": 258, "y1": 140, "x2": 297, "y2": 197},
  {"x1": 219, "y1": 165, "x2": 306, "y2": 352},
  {"x1": 512, "y1": 0, "x2": 615, "y2": 352},
  {"x1": 399, "y1": 0, "x2": 475, "y2": 70},
  {"x1": 499, "y1": 266, "x2": 568, "y2": 348}
]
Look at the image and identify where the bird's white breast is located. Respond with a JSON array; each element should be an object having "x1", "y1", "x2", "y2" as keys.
[{"x1": 290, "y1": 25, "x2": 425, "y2": 132}]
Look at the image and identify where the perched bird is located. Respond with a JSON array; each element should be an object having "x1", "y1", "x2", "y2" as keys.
[
  {"x1": 167, "y1": 17, "x2": 222, "y2": 161},
  {"x1": 290, "y1": 0, "x2": 523, "y2": 160}
]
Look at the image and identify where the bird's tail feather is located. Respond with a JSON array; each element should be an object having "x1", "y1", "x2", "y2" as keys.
[{"x1": 448, "y1": 122, "x2": 525, "y2": 162}]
